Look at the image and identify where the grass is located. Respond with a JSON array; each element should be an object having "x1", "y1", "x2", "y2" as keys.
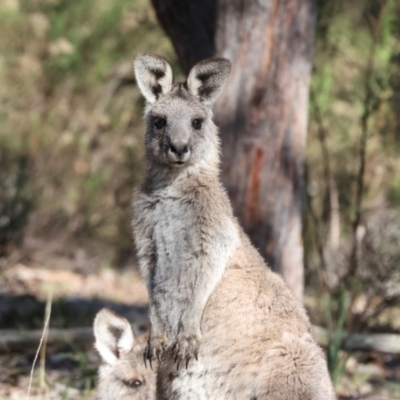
[
  {"x1": 0, "y1": 0, "x2": 178, "y2": 265},
  {"x1": 326, "y1": 291, "x2": 350, "y2": 386}
]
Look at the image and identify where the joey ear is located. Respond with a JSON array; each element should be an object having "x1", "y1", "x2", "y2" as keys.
[
  {"x1": 94, "y1": 308, "x2": 135, "y2": 365},
  {"x1": 187, "y1": 58, "x2": 231, "y2": 106},
  {"x1": 133, "y1": 53, "x2": 173, "y2": 103}
]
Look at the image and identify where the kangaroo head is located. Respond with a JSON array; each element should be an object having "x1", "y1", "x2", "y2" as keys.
[
  {"x1": 94, "y1": 308, "x2": 156, "y2": 400},
  {"x1": 133, "y1": 53, "x2": 231, "y2": 170}
]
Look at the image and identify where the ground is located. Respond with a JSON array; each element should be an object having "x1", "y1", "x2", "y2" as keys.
[{"x1": 0, "y1": 237, "x2": 399, "y2": 400}]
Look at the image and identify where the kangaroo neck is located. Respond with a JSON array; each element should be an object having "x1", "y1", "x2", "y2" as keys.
[{"x1": 143, "y1": 161, "x2": 219, "y2": 194}]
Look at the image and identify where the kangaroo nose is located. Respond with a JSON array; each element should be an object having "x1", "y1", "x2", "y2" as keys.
[{"x1": 170, "y1": 142, "x2": 189, "y2": 156}]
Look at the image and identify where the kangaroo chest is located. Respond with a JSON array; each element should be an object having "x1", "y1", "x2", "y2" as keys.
[
  {"x1": 138, "y1": 191, "x2": 206, "y2": 337},
  {"x1": 144, "y1": 191, "x2": 203, "y2": 287},
  {"x1": 154, "y1": 197, "x2": 196, "y2": 269}
]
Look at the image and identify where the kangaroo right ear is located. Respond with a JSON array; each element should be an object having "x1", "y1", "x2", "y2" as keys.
[
  {"x1": 133, "y1": 53, "x2": 173, "y2": 103},
  {"x1": 94, "y1": 308, "x2": 135, "y2": 365}
]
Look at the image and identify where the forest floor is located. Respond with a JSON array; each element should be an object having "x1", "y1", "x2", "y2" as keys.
[{"x1": 0, "y1": 237, "x2": 399, "y2": 400}]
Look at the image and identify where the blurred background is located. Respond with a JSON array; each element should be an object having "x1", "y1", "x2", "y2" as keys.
[{"x1": 0, "y1": 0, "x2": 399, "y2": 399}]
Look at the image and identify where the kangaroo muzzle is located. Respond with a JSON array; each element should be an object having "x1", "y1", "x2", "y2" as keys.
[{"x1": 167, "y1": 137, "x2": 191, "y2": 164}]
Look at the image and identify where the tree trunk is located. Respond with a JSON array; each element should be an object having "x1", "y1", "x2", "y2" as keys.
[
  {"x1": 151, "y1": 0, "x2": 216, "y2": 74},
  {"x1": 151, "y1": 0, "x2": 316, "y2": 300}
]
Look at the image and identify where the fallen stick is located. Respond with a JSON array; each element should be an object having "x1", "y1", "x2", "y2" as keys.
[
  {"x1": 1, "y1": 325, "x2": 400, "y2": 354},
  {"x1": 313, "y1": 325, "x2": 400, "y2": 353},
  {"x1": 0, "y1": 327, "x2": 93, "y2": 352}
]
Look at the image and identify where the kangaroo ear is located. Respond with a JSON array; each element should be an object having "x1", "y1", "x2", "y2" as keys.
[
  {"x1": 94, "y1": 308, "x2": 135, "y2": 365},
  {"x1": 133, "y1": 53, "x2": 173, "y2": 104},
  {"x1": 187, "y1": 58, "x2": 231, "y2": 106}
]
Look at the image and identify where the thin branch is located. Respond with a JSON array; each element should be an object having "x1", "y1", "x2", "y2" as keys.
[
  {"x1": 307, "y1": 89, "x2": 341, "y2": 292},
  {"x1": 310, "y1": 89, "x2": 340, "y2": 251},
  {"x1": 304, "y1": 163, "x2": 329, "y2": 291},
  {"x1": 348, "y1": 0, "x2": 388, "y2": 278},
  {"x1": 310, "y1": 89, "x2": 332, "y2": 190}
]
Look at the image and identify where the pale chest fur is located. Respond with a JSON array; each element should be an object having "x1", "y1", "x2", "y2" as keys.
[{"x1": 133, "y1": 180, "x2": 239, "y2": 342}]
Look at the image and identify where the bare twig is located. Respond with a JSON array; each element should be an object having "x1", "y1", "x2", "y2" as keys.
[
  {"x1": 304, "y1": 163, "x2": 329, "y2": 290},
  {"x1": 308, "y1": 89, "x2": 340, "y2": 290},
  {"x1": 353, "y1": 293, "x2": 396, "y2": 333},
  {"x1": 310, "y1": 89, "x2": 333, "y2": 194},
  {"x1": 26, "y1": 293, "x2": 52, "y2": 400},
  {"x1": 88, "y1": 62, "x2": 136, "y2": 140},
  {"x1": 310, "y1": 88, "x2": 340, "y2": 251},
  {"x1": 39, "y1": 293, "x2": 52, "y2": 397},
  {"x1": 328, "y1": 179, "x2": 340, "y2": 250},
  {"x1": 348, "y1": 0, "x2": 388, "y2": 278}
]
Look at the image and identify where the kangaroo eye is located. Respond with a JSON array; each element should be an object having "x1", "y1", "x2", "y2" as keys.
[
  {"x1": 154, "y1": 117, "x2": 166, "y2": 129},
  {"x1": 192, "y1": 118, "x2": 203, "y2": 130},
  {"x1": 123, "y1": 379, "x2": 142, "y2": 388}
]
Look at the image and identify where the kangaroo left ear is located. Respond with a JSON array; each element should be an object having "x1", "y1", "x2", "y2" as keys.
[
  {"x1": 187, "y1": 58, "x2": 231, "y2": 106},
  {"x1": 133, "y1": 53, "x2": 173, "y2": 104}
]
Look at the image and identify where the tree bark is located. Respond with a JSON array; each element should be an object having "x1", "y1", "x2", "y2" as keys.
[
  {"x1": 151, "y1": 0, "x2": 317, "y2": 300},
  {"x1": 151, "y1": 0, "x2": 216, "y2": 73}
]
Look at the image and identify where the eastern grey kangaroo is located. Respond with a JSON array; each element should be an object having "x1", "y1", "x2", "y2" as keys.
[
  {"x1": 94, "y1": 308, "x2": 156, "y2": 400},
  {"x1": 132, "y1": 53, "x2": 335, "y2": 400}
]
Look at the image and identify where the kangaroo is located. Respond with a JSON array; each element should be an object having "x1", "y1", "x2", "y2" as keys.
[
  {"x1": 94, "y1": 308, "x2": 156, "y2": 400},
  {"x1": 132, "y1": 53, "x2": 336, "y2": 400}
]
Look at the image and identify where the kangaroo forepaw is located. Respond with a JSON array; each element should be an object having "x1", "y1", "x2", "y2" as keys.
[
  {"x1": 144, "y1": 335, "x2": 167, "y2": 369},
  {"x1": 172, "y1": 333, "x2": 201, "y2": 370}
]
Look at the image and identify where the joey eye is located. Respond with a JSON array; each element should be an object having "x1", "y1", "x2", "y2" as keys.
[
  {"x1": 123, "y1": 379, "x2": 143, "y2": 388},
  {"x1": 192, "y1": 118, "x2": 203, "y2": 130},
  {"x1": 154, "y1": 117, "x2": 166, "y2": 129}
]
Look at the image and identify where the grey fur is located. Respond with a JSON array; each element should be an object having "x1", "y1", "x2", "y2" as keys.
[
  {"x1": 94, "y1": 308, "x2": 156, "y2": 400},
  {"x1": 132, "y1": 53, "x2": 335, "y2": 400}
]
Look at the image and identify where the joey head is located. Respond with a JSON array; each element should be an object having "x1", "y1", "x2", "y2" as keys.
[{"x1": 94, "y1": 308, "x2": 156, "y2": 400}]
